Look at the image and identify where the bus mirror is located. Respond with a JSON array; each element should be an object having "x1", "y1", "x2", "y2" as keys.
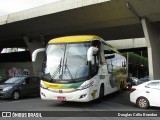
[
  {"x1": 87, "y1": 47, "x2": 98, "y2": 61},
  {"x1": 32, "y1": 48, "x2": 45, "y2": 62}
]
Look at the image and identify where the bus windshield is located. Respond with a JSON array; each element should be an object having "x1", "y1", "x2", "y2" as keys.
[{"x1": 43, "y1": 42, "x2": 90, "y2": 82}]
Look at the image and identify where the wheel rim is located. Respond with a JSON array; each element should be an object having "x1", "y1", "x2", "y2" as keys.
[
  {"x1": 139, "y1": 98, "x2": 147, "y2": 108},
  {"x1": 13, "y1": 92, "x2": 19, "y2": 100}
]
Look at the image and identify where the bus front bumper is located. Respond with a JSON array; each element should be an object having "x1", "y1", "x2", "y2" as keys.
[{"x1": 40, "y1": 88, "x2": 94, "y2": 102}]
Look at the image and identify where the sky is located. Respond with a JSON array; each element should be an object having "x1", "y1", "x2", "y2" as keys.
[{"x1": 0, "y1": 0, "x2": 60, "y2": 16}]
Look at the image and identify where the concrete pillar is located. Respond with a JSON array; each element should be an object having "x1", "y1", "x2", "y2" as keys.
[
  {"x1": 23, "y1": 36, "x2": 45, "y2": 76},
  {"x1": 141, "y1": 18, "x2": 160, "y2": 80},
  {"x1": 23, "y1": 36, "x2": 42, "y2": 53}
]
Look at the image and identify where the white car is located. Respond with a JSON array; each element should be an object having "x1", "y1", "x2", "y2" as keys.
[{"x1": 130, "y1": 80, "x2": 160, "y2": 109}]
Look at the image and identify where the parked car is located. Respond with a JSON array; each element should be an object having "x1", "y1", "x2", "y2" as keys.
[
  {"x1": 130, "y1": 80, "x2": 160, "y2": 109},
  {"x1": 0, "y1": 76, "x2": 5, "y2": 84},
  {"x1": 0, "y1": 76, "x2": 2, "y2": 82},
  {"x1": 137, "y1": 76, "x2": 150, "y2": 85},
  {"x1": 0, "y1": 76, "x2": 40, "y2": 100},
  {"x1": 126, "y1": 77, "x2": 139, "y2": 90}
]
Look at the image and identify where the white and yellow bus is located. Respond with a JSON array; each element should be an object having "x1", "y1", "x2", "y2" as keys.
[{"x1": 32, "y1": 35, "x2": 127, "y2": 102}]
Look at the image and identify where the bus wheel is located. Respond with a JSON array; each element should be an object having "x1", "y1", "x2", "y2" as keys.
[
  {"x1": 120, "y1": 82, "x2": 124, "y2": 93},
  {"x1": 96, "y1": 85, "x2": 104, "y2": 103}
]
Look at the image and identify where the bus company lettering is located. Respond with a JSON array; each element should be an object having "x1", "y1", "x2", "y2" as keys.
[{"x1": 48, "y1": 84, "x2": 59, "y2": 88}]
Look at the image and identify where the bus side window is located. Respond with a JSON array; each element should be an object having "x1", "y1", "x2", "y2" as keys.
[
  {"x1": 107, "y1": 63, "x2": 113, "y2": 74},
  {"x1": 106, "y1": 54, "x2": 115, "y2": 74}
]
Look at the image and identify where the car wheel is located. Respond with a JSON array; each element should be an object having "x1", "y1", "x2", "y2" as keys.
[
  {"x1": 12, "y1": 91, "x2": 20, "y2": 100},
  {"x1": 136, "y1": 97, "x2": 149, "y2": 109}
]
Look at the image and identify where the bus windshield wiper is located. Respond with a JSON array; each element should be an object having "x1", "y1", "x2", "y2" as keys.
[
  {"x1": 64, "y1": 58, "x2": 73, "y2": 80},
  {"x1": 51, "y1": 57, "x2": 62, "y2": 79}
]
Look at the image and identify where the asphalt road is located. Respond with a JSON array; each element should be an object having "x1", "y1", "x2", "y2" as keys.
[{"x1": 0, "y1": 91, "x2": 159, "y2": 120}]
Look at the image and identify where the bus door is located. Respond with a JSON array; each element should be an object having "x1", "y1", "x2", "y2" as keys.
[{"x1": 106, "y1": 54, "x2": 117, "y2": 89}]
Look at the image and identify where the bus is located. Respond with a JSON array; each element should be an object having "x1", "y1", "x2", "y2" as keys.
[{"x1": 32, "y1": 35, "x2": 127, "y2": 102}]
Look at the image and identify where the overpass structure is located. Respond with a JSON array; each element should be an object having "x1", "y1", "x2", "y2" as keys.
[
  {"x1": 0, "y1": 0, "x2": 160, "y2": 80},
  {"x1": 108, "y1": 38, "x2": 146, "y2": 50}
]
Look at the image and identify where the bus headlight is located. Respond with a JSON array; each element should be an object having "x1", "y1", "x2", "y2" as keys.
[{"x1": 76, "y1": 81, "x2": 94, "y2": 90}]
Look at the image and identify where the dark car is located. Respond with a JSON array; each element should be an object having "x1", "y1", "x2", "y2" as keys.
[
  {"x1": 137, "y1": 76, "x2": 150, "y2": 85},
  {"x1": 126, "y1": 77, "x2": 139, "y2": 90},
  {"x1": 0, "y1": 76, "x2": 40, "y2": 100},
  {"x1": 0, "y1": 76, "x2": 2, "y2": 82}
]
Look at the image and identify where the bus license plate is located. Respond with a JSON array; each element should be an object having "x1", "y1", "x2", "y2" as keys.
[{"x1": 57, "y1": 96, "x2": 66, "y2": 101}]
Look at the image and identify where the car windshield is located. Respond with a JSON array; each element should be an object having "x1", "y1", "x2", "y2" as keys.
[
  {"x1": 146, "y1": 82, "x2": 160, "y2": 89},
  {"x1": 4, "y1": 77, "x2": 25, "y2": 84},
  {"x1": 43, "y1": 42, "x2": 90, "y2": 82}
]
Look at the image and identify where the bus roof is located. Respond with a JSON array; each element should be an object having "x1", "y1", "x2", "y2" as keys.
[{"x1": 48, "y1": 35, "x2": 101, "y2": 44}]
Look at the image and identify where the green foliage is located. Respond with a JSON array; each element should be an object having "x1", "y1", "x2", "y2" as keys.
[
  {"x1": 122, "y1": 52, "x2": 148, "y2": 67},
  {"x1": 115, "y1": 68, "x2": 127, "y2": 75}
]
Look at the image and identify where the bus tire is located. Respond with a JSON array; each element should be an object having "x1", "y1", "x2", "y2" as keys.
[
  {"x1": 96, "y1": 85, "x2": 104, "y2": 103},
  {"x1": 120, "y1": 82, "x2": 124, "y2": 93}
]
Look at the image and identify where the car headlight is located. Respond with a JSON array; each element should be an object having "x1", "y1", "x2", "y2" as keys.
[
  {"x1": 76, "y1": 81, "x2": 94, "y2": 90},
  {"x1": 3, "y1": 86, "x2": 13, "y2": 91}
]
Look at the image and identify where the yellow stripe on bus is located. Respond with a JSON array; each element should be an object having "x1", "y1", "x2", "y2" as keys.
[
  {"x1": 49, "y1": 35, "x2": 101, "y2": 44},
  {"x1": 42, "y1": 80, "x2": 74, "y2": 90}
]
